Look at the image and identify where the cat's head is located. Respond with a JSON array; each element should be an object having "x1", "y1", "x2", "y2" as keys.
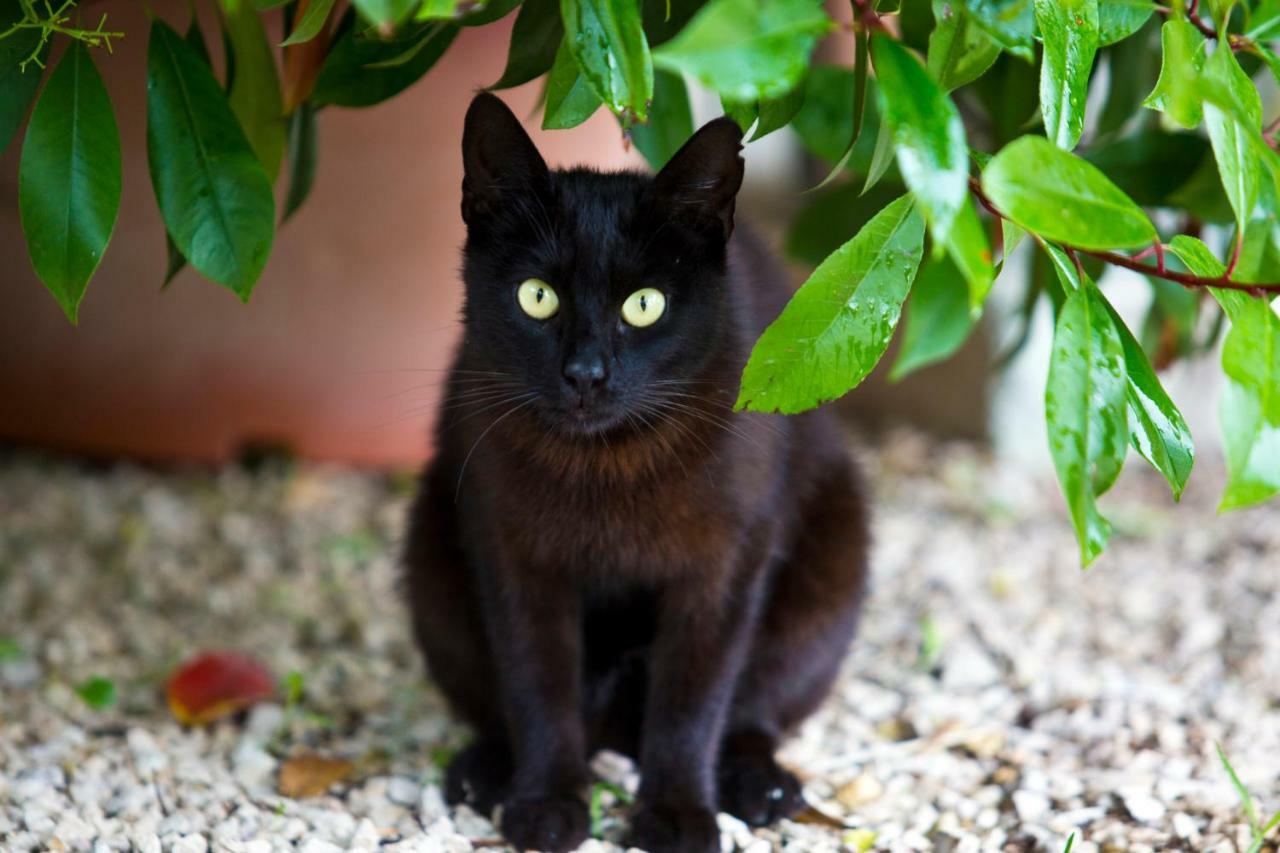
[{"x1": 457, "y1": 92, "x2": 744, "y2": 437}]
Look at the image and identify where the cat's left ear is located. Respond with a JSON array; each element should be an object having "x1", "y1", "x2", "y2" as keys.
[
  {"x1": 649, "y1": 117, "x2": 745, "y2": 239},
  {"x1": 461, "y1": 92, "x2": 550, "y2": 225}
]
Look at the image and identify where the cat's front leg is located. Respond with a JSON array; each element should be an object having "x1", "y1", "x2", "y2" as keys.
[
  {"x1": 478, "y1": 563, "x2": 590, "y2": 853},
  {"x1": 629, "y1": 567, "x2": 767, "y2": 853}
]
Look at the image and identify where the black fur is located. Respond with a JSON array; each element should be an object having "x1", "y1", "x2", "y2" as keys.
[{"x1": 404, "y1": 93, "x2": 869, "y2": 853}]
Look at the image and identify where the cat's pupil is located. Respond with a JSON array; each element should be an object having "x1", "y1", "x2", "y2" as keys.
[
  {"x1": 536, "y1": 289, "x2": 544, "y2": 302},
  {"x1": 639, "y1": 295, "x2": 647, "y2": 311}
]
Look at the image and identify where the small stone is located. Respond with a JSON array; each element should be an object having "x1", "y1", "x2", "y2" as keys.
[
  {"x1": 387, "y1": 776, "x2": 420, "y2": 807},
  {"x1": 171, "y1": 835, "x2": 209, "y2": 853},
  {"x1": 836, "y1": 773, "x2": 885, "y2": 810},
  {"x1": 1121, "y1": 790, "x2": 1166, "y2": 824},
  {"x1": 349, "y1": 818, "x2": 380, "y2": 850},
  {"x1": 1013, "y1": 790, "x2": 1051, "y2": 823},
  {"x1": 298, "y1": 839, "x2": 343, "y2": 853}
]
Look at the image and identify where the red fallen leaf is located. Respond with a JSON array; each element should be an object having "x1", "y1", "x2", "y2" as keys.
[{"x1": 166, "y1": 651, "x2": 275, "y2": 726}]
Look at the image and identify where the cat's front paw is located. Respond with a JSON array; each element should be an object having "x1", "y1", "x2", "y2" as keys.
[
  {"x1": 500, "y1": 795, "x2": 589, "y2": 853},
  {"x1": 718, "y1": 752, "x2": 804, "y2": 826},
  {"x1": 627, "y1": 803, "x2": 719, "y2": 853}
]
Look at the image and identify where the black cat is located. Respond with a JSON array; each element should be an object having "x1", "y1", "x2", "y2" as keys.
[{"x1": 404, "y1": 92, "x2": 869, "y2": 853}]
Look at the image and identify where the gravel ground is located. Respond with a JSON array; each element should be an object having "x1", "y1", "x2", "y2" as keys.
[{"x1": 2, "y1": 432, "x2": 1279, "y2": 853}]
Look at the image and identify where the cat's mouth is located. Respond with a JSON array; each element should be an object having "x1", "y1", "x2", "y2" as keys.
[{"x1": 544, "y1": 396, "x2": 633, "y2": 437}]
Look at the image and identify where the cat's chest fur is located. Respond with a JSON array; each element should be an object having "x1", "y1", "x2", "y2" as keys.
[{"x1": 451, "y1": 411, "x2": 786, "y2": 583}]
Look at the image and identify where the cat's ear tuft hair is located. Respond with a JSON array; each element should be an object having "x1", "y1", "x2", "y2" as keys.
[
  {"x1": 461, "y1": 92, "x2": 550, "y2": 224},
  {"x1": 650, "y1": 117, "x2": 745, "y2": 239}
]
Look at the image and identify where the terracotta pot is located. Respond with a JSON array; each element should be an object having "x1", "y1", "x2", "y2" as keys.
[{"x1": 0, "y1": 3, "x2": 643, "y2": 466}]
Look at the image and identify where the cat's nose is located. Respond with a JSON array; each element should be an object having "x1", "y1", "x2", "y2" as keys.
[{"x1": 562, "y1": 352, "x2": 608, "y2": 399}]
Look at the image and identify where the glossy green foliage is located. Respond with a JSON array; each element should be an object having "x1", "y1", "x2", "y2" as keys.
[
  {"x1": 147, "y1": 20, "x2": 275, "y2": 299},
  {"x1": 543, "y1": 38, "x2": 603, "y2": 129},
  {"x1": 983, "y1": 137, "x2": 1157, "y2": 250},
  {"x1": 313, "y1": 17, "x2": 458, "y2": 106},
  {"x1": 18, "y1": 42, "x2": 120, "y2": 323},
  {"x1": 652, "y1": 0, "x2": 830, "y2": 102},
  {"x1": 927, "y1": 0, "x2": 1000, "y2": 91},
  {"x1": 890, "y1": 255, "x2": 976, "y2": 379},
  {"x1": 1045, "y1": 281, "x2": 1128, "y2": 566},
  {"x1": 6, "y1": 0, "x2": 1280, "y2": 566},
  {"x1": 871, "y1": 34, "x2": 967, "y2": 245},
  {"x1": 1034, "y1": 0, "x2": 1098, "y2": 150},
  {"x1": 561, "y1": 0, "x2": 652, "y2": 123},
  {"x1": 737, "y1": 196, "x2": 925, "y2": 413},
  {"x1": 491, "y1": 0, "x2": 563, "y2": 87},
  {"x1": 224, "y1": 0, "x2": 285, "y2": 181}
]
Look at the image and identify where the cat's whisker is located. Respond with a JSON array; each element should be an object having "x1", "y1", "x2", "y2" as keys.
[{"x1": 454, "y1": 398, "x2": 538, "y2": 502}]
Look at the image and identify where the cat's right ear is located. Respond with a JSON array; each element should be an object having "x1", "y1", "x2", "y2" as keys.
[{"x1": 461, "y1": 93, "x2": 550, "y2": 225}]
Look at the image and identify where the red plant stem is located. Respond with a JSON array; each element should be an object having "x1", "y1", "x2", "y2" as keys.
[
  {"x1": 966, "y1": 177, "x2": 1280, "y2": 294},
  {"x1": 1225, "y1": 231, "x2": 1243, "y2": 278}
]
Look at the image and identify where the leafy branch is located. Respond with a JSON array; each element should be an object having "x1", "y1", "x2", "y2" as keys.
[
  {"x1": 968, "y1": 177, "x2": 1280, "y2": 295},
  {"x1": 0, "y1": 0, "x2": 122, "y2": 70}
]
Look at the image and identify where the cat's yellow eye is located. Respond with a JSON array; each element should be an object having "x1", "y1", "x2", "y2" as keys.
[
  {"x1": 621, "y1": 288, "x2": 666, "y2": 328},
  {"x1": 517, "y1": 279, "x2": 559, "y2": 320}
]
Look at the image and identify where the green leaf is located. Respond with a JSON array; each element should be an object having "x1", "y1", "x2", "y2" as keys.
[
  {"x1": 1173, "y1": 235, "x2": 1280, "y2": 510},
  {"x1": 491, "y1": 0, "x2": 563, "y2": 88},
  {"x1": 283, "y1": 101, "x2": 318, "y2": 221},
  {"x1": 1035, "y1": 0, "x2": 1099, "y2": 150},
  {"x1": 351, "y1": 0, "x2": 417, "y2": 28},
  {"x1": 1100, "y1": 293, "x2": 1195, "y2": 499},
  {"x1": 872, "y1": 34, "x2": 967, "y2": 245},
  {"x1": 1142, "y1": 18, "x2": 1205, "y2": 129},
  {"x1": 1237, "y1": 216, "x2": 1280, "y2": 285},
  {"x1": 543, "y1": 38, "x2": 604, "y2": 129},
  {"x1": 945, "y1": 197, "x2": 995, "y2": 314},
  {"x1": 652, "y1": 0, "x2": 830, "y2": 103},
  {"x1": 1098, "y1": 0, "x2": 1153, "y2": 44},
  {"x1": 982, "y1": 136, "x2": 1158, "y2": 250},
  {"x1": 961, "y1": 0, "x2": 1035, "y2": 60},
  {"x1": 1216, "y1": 743, "x2": 1259, "y2": 831},
  {"x1": 282, "y1": 0, "x2": 338, "y2": 45},
  {"x1": 890, "y1": 255, "x2": 976, "y2": 380},
  {"x1": 147, "y1": 19, "x2": 276, "y2": 299},
  {"x1": 1202, "y1": 45, "x2": 1262, "y2": 234},
  {"x1": 927, "y1": 0, "x2": 1001, "y2": 91},
  {"x1": 737, "y1": 195, "x2": 926, "y2": 413},
  {"x1": 75, "y1": 676, "x2": 117, "y2": 710},
  {"x1": 720, "y1": 96, "x2": 758, "y2": 134},
  {"x1": 632, "y1": 69, "x2": 693, "y2": 169},
  {"x1": 1045, "y1": 282, "x2": 1128, "y2": 566},
  {"x1": 1218, "y1": 370, "x2": 1280, "y2": 510},
  {"x1": 416, "y1": 0, "x2": 461, "y2": 17},
  {"x1": 0, "y1": 1, "x2": 48, "y2": 154},
  {"x1": 223, "y1": 0, "x2": 285, "y2": 183},
  {"x1": 752, "y1": 79, "x2": 806, "y2": 140},
  {"x1": 862, "y1": 121, "x2": 898, "y2": 195},
  {"x1": 562, "y1": 0, "x2": 653, "y2": 122},
  {"x1": 18, "y1": 42, "x2": 121, "y2": 324},
  {"x1": 314, "y1": 18, "x2": 458, "y2": 106},
  {"x1": 1167, "y1": 233, "x2": 1225, "y2": 277}
]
